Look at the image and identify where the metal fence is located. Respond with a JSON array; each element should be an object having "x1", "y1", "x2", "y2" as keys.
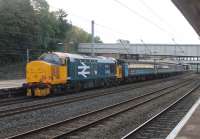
[{"x1": 0, "y1": 49, "x2": 45, "y2": 80}]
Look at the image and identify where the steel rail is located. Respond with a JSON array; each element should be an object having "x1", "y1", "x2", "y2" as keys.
[
  {"x1": 0, "y1": 73, "x2": 189, "y2": 107},
  {"x1": 121, "y1": 82, "x2": 200, "y2": 139},
  {"x1": 0, "y1": 78, "x2": 191, "y2": 119},
  {"x1": 6, "y1": 79, "x2": 196, "y2": 139},
  {"x1": 0, "y1": 97, "x2": 37, "y2": 107}
]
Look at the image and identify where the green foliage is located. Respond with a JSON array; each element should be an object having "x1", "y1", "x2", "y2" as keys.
[
  {"x1": 0, "y1": 0, "x2": 39, "y2": 63},
  {"x1": 65, "y1": 26, "x2": 102, "y2": 53},
  {"x1": 31, "y1": 0, "x2": 49, "y2": 11},
  {"x1": 31, "y1": 0, "x2": 71, "y2": 50},
  {"x1": 0, "y1": 0, "x2": 102, "y2": 64}
]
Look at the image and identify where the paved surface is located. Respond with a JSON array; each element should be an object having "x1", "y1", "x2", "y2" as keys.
[
  {"x1": 0, "y1": 79, "x2": 25, "y2": 89},
  {"x1": 167, "y1": 97, "x2": 200, "y2": 139}
]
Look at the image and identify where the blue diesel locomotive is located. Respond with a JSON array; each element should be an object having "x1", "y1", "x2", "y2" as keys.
[{"x1": 25, "y1": 52, "x2": 187, "y2": 96}]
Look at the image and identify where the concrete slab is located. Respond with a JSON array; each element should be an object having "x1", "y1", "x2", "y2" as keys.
[
  {"x1": 166, "y1": 97, "x2": 200, "y2": 139},
  {"x1": 0, "y1": 79, "x2": 25, "y2": 89}
]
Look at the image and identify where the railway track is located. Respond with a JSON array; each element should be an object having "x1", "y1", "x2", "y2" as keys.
[
  {"x1": 121, "y1": 82, "x2": 200, "y2": 139},
  {"x1": 0, "y1": 77, "x2": 191, "y2": 119},
  {"x1": 0, "y1": 87, "x2": 25, "y2": 98},
  {"x1": 0, "y1": 97, "x2": 37, "y2": 107},
  {"x1": 6, "y1": 78, "x2": 196, "y2": 139},
  {"x1": 0, "y1": 73, "x2": 190, "y2": 107},
  {"x1": 0, "y1": 78, "x2": 165, "y2": 107}
]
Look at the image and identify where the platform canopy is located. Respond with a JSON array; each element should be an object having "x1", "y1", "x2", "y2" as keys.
[{"x1": 172, "y1": 0, "x2": 200, "y2": 36}]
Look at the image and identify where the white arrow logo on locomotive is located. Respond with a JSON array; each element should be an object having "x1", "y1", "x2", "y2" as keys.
[{"x1": 78, "y1": 62, "x2": 90, "y2": 78}]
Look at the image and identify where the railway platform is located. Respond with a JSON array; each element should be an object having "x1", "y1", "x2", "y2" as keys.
[
  {"x1": 167, "y1": 97, "x2": 200, "y2": 139},
  {"x1": 0, "y1": 79, "x2": 24, "y2": 89}
]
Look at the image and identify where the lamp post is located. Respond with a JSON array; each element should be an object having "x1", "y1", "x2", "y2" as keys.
[
  {"x1": 153, "y1": 50, "x2": 157, "y2": 71},
  {"x1": 118, "y1": 39, "x2": 130, "y2": 59},
  {"x1": 91, "y1": 20, "x2": 95, "y2": 57},
  {"x1": 172, "y1": 38, "x2": 176, "y2": 56},
  {"x1": 140, "y1": 39, "x2": 146, "y2": 55}
]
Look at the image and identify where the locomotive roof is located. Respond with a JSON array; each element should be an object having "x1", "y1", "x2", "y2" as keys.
[{"x1": 53, "y1": 52, "x2": 116, "y2": 63}]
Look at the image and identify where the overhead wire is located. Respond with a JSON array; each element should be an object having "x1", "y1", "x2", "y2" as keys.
[
  {"x1": 49, "y1": 4, "x2": 135, "y2": 42},
  {"x1": 64, "y1": 12, "x2": 136, "y2": 52},
  {"x1": 139, "y1": 0, "x2": 174, "y2": 27},
  {"x1": 95, "y1": 22, "x2": 130, "y2": 38},
  {"x1": 137, "y1": 0, "x2": 177, "y2": 38},
  {"x1": 71, "y1": 14, "x2": 133, "y2": 40},
  {"x1": 112, "y1": 0, "x2": 175, "y2": 37},
  {"x1": 1, "y1": 1, "x2": 177, "y2": 57}
]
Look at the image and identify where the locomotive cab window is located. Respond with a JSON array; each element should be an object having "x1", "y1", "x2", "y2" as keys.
[{"x1": 39, "y1": 53, "x2": 62, "y2": 65}]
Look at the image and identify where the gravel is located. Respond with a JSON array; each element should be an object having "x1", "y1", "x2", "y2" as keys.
[
  {"x1": 0, "y1": 74, "x2": 194, "y2": 138},
  {"x1": 67, "y1": 80, "x2": 198, "y2": 139}
]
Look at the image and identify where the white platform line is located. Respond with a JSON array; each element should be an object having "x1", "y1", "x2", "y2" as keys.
[{"x1": 166, "y1": 97, "x2": 200, "y2": 139}]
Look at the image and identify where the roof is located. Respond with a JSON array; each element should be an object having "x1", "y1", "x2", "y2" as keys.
[
  {"x1": 172, "y1": 0, "x2": 200, "y2": 36},
  {"x1": 53, "y1": 52, "x2": 91, "y2": 60},
  {"x1": 53, "y1": 52, "x2": 116, "y2": 63}
]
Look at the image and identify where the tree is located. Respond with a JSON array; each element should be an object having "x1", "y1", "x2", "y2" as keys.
[
  {"x1": 31, "y1": 0, "x2": 49, "y2": 12},
  {"x1": 0, "y1": 0, "x2": 40, "y2": 63},
  {"x1": 0, "y1": 0, "x2": 103, "y2": 64},
  {"x1": 31, "y1": 0, "x2": 71, "y2": 50},
  {"x1": 65, "y1": 25, "x2": 102, "y2": 52}
]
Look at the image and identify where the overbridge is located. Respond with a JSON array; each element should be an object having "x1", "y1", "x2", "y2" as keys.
[
  {"x1": 171, "y1": 0, "x2": 200, "y2": 70},
  {"x1": 78, "y1": 43, "x2": 200, "y2": 57},
  {"x1": 78, "y1": 43, "x2": 200, "y2": 71}
]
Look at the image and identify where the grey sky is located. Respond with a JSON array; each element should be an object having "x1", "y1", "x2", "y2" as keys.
[{"x1": 47, "y1": 0, "x2": 200, "y2": 44}]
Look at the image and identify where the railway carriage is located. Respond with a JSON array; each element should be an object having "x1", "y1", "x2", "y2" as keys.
[
  {"x1": 122, "y1": 60, "x2": 186, "y2": 81},
  {"x1": 156, "y1": 62, "x2": 185, "y2": 75}
]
